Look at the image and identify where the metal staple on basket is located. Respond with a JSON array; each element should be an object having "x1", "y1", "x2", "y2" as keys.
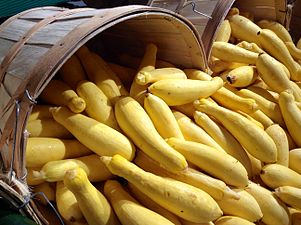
[
  {"x1": 177, "y1": 0, "x2": 212, "y2": 19},
  {"x1": 25, "y1": 90, "x2": 38, "y2": 105}
]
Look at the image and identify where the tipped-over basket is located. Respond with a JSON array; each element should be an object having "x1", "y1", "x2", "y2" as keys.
[{"x1": 0, "y1": 5, "x2": 207, "y2": 224}]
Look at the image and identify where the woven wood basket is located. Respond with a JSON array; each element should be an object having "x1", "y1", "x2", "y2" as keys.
[
  {"x1": 148, "y1": 0, "x2": 290, "y2": 59},
  {"x1": 0, "y1": 5, "x2": 206, "y2": 224}
]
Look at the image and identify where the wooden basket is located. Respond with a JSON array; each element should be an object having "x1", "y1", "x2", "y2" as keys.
[
  {"x1": 0, "y1": 5, "x2": 206, "y2": 224},
  {"x1": 148, "y1": 0, "x2": 290, "y2": 59}
]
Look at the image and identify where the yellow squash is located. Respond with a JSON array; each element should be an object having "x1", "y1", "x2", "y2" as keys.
[
  {"x1": 278, "y1": 91, "x2": 301, "y2": 146},
  {"x1": 211, "y1": 42, "x2": 258, "y2": 64},
  {"x1": 247, "y1": 86, "x2": 278, "y2": 103},
  {"x1": 134, "y1": 150, "x2": 239, "y2": 201},
  {"x1": 102, "y1": 154, "x2": 222, "y2": 223},
  {"x1": 28, "y1": 105, "x2": 52, "y2": 121},
  {"x1": 237, "y1": 88, "x2": 284, "y2": 126},
  {"x1": 127, "y1": 182, "x2": 183, "y2": 225},
  {"x1": 289, "y1": 148, "x2": 301, "y2": 174},
  {"x1": 215, "y1": 19, "x2": 231, "y2": 42},
  {"x1": 26, "y1": 118, "x2": 72, "y2": 138},
  {"x1": 257, "y1": 20, "x2": 293, "y2": 43},
  {"x1": 51, "y1": 106, "x2": 135, "y2": 160},
  {"x1": 210, "y1": 59, "x2": 247, "y2": 73},
  {"x1": 213, "y1": 87, "x2": 258, "y2": 114},
  {"x1": 265, "y1": 124, "x2": 289, "y2": 166},
  {"x1": 184, "y1": 69, "x2": 258, "y2": 114},
  {"x1": 32, "y1": 154, "x2": 113, "y2": 182},
  {"x1": 26, "y1": 137, "x2": 92, "y2": 167},
  {"x1": 148, "y1": 77, "x2": 223, "y2": 106},
  {"x1": 76, "y1": 80, "x2": 120, "y2": 131},
  {"x1": 76, "y1": 46, "x2": 122, "y2": 102},
  {"x1": 275, "y1": 186, "x2": 301, "y2": 210},
  {"x1": 56, "y1": 181, "x2": 86, "y2": 224},
  {"x1": 245, "y1": 181, "x2": 289, "y2": 225},
  {"x1": 285, "y1": 42, "x2": 301, "y2": 61},
  {"x1": 289, "y1": 80, "x2": 301, "y2": 102},
  {"x1": 114, "y1": 96, "x2": 187, "y2": 172},
  {"x1": 216, "y1": 189, "x2": 262, "y2": 222},
  {"x1": 64, "y1": 168, "x2": 120, "y2": 225},
  {"x1": 130, "y1": 43, "x2": 157, "y2": 104},
  {"x1": 228, "y1": 14, "x2": 261, "y2": 44},
  {"x1": 285, "y1": 130, "x2": 297, "y2": 150},
  {"x1": 135, "y1": 68, "x2": 187, "y2": 85},
  {"x1": 90, "y1": 52, "x2": 128, "y2": 96},
  {"x1": 166, "y1": 138, "x2": 248, "y2": 187},
  {"x1": 144, "y1": 93, "x2": 184, "y2": 139},
  {"x1": 256, "y1": 53, "x2": 293, "y2": 93},
  {"x1": 237, "y1": 110, "x2": 265, "y2": 130},
  {"x1": 236, "y1": 41, "x2": 264, "y2": 54},
  {"x1": 215, "y1": 216, "x2": 256, "y2": 225},
  {"x1": 60, "y1": 54, "x2": 87, "y2": 90},
  {"x1": 104, "y1": 180, "x2": 175, "y2": 225},
  {"x1": 173, "y1": 111, "x2": 226, "y2": 153},
  {"x1": 194, "y1": 111, "x2": 252, "y2": 177},
  {"x1": 247, "y1": 110, "x2": 274, "y2": 129},
  {"x1": 40, "y1": 79, "x2": 86, "y2": 113},
  {"x1": 260, "y1": 164, "x2": 301, "y2": 189},
  {"x1": 225, "y1": 66, "x2": 258, "y2": 88},
  {"x1": 257, "y1": 29, "x2": 301, "y2": 81},
  {"x1": 194, "y1": 99, "x2": 277, "y2": 163}
]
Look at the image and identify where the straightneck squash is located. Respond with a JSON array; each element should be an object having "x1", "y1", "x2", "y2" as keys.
[
  {"x1": 194, "y1": 99, "x2": 277, "y2": 163},
  {"x1": 101, "y1": 154, "x2": 222, "y2": 223},
  {"x1": 64, "y1": 168, "x2": 120, "y2": 225},
  {"x1": 114, "y1": 96, "x2": 187, "y2": 172}
]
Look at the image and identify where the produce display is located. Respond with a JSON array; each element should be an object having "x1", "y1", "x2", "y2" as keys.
[{"x1": 24, "y1": 7, "x2": 301, "y2": 225}]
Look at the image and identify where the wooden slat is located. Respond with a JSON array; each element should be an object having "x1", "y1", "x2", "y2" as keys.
[
  {"x1": 0, "y1": 85, "x2": 11, "y2": 115},
  {"x1": 0, "y1": 142, "x2": 10, "y2": 173},
  {"x1": 0, "y1": 39, "x2": 16, "y2": 64},
  {"x1": 55, "y1": 9, "x2": 97, "y2": 20},
  {"x1": 6, "y1": 45, "x2": 50, "y2": 81},
  {"x1": 275, "y1": 0, "x2": 287, "y2": 11},
  {"x1": 113, "y1": 17, "x2": 180, "y2": 33},
  {"x1": 27, "y1": 18, "x2": 90, "y2": 45},
  {"x1": 2, "y1": 75, "x2": 24, "y2": 97},
  {"x1": 0, "y1": 19, "x2": 37, "y2": 42},
  {"x1": 0, "y1": 103, "x2": 14, "y2": 136},
  {"x1": 19, "y1": 8, "x2": 66, "y2": 20}
]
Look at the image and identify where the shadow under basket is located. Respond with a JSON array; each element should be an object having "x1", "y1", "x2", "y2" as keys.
[{"x1": 0, "y1": 5, "x2": 206, "y2": 224}]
